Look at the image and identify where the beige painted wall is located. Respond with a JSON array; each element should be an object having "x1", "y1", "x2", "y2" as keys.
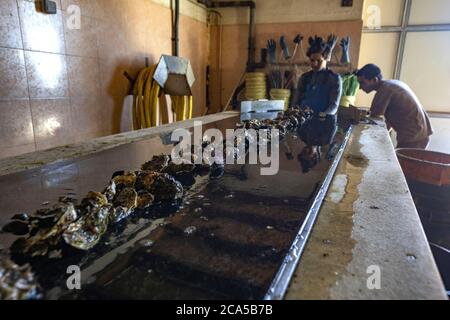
[
  {"x1": 151, "y1": 0, "x2": 208, "y2": 23},
  {"x1": 355, "y1": 32, "x2": 399, "y2": 108},
  {"x1": 216, "y1": 0, "x2": 364, "y2": 24},
  {"x1": 362, "y1": 0, "x2": 404, "y2": 27}
]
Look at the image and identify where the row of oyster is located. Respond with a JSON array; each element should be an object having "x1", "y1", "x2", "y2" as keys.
[{"x1": 6, "y1": 157, "x2": 190, "y2": 257}]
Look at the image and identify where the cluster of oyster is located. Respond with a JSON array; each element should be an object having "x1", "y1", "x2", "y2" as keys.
[
  {"x1": 0, "y1": 252, "x2": 41, "y2": 300},
  {"x1": 239, "y1": 106, "x2": 311, "y2": 140},
  {"x1": 3, "y1": 155, "x2": 196, "y2": 256}
]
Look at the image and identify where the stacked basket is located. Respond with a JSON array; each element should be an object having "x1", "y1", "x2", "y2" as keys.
[
  {"x1": 270, "y1": 88, "x2": 291, "y2": 110},
  {"x1": 245, "y1": 72, "x2": 267, "y2": 100}
]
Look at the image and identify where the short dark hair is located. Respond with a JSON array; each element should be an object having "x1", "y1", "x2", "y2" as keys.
[
  {"x1": 307, "y1": 36, "x2": 329, "y2": 58},
  {"x1": 356, "y1": 64, "x2": 383, "y2": 80}
]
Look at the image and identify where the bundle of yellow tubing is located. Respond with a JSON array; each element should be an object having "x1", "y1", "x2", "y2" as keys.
[{"x1": 133, "y1": 65, "x2": 193, "y2": 129}]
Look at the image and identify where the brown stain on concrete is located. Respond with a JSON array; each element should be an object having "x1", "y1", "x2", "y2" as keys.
[
  {"x1": 345, "y1": 154, "x2": 369, "y2": 168},
  {"x1": 286, "y1": 133, "x2": 369, "y2": 299}
]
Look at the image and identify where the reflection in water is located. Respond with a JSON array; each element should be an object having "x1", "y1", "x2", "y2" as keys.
[
  {"x1": 297, "y1": 115, "x2": 338, "y2": 173},
  {"x1": 44, "y1": 117, "x2": 61, "y2": 136},
  {"x1": 32, "y1": 48, "x2": 64, "y2": 90}
]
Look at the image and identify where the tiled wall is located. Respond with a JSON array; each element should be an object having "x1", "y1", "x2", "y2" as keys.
[{"x1": 0, "y1": 0, "x2": 208, "y2": 159}]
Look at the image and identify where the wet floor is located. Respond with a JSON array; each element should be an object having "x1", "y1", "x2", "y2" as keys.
[{"x1": 0, "y1": 114, "x2": 351, "y2": 299}]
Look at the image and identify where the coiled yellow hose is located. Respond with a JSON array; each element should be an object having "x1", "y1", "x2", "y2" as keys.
[{"x1": 133, "y1": 65, "x2": 193, "y2": 129}]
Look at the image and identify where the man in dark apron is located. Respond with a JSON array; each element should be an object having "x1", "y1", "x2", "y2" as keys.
[{"x1": 292, "y1": 36, "x2": 342, "y2": 118}]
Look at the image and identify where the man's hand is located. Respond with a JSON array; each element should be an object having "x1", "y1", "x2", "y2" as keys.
[{"x1": 319, "y1": 112, "x2": 327, "y2": 118}]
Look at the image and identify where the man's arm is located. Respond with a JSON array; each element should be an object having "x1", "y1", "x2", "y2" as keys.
[
  {"x1": 323, "y1": 73, "x2": 342, "y2": 115},
  {"x1": 370, "y1": 88, "x2": 391, "y2": 117}
]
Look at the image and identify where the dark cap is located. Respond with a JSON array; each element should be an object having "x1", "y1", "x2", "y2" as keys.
[{"x1": 355, "y1": 63, "x2": 383, "y2": 80}]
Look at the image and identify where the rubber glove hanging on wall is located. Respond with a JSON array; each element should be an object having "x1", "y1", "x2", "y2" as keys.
[
  {"x1": 340, "y1": 36, "x2": 351, "y2": 65},
  {"x1": 326, "y1": 34, "x2": 338, "y2": 62},
  {"x1": 280, "y1": 35, "x2": 291, "y2": 60},
  {"x1": 267, "y1": 39, "x2": 277, "y2": 65}
]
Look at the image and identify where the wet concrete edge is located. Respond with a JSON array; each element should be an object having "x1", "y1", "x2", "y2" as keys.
[{"x1": 286, "y1": 121, "x2": 447, "y2": 300}]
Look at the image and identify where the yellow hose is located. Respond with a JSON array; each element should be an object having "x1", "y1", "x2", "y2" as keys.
[
  {"x1": 182, "y1": 96, "x2": 187, "y2": 121},
  {"x1": 145, "y1": 66, "x2": 158, "y2": 127},
  {"x1": 188, "y1": 95, "x2": 193, "y2": 119},
  {"x1": 151, "y1": 83, "x2": 160, "y2": 126},
  {"x1": 133, "y1": 65, "x2": 193, "y2": 129},
  {"x1": 134, "y1": 68, "x2": 147, "y2": 129}
]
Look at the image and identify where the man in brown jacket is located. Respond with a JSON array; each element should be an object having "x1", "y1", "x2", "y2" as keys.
[{"x1": 356, "y1": 64, "x2": 433, "y2": 149}]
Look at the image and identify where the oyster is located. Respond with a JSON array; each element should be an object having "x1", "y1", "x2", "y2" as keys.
[
  {"x1": 162, "y1": 161, "x2": 196, "y2": 187},
  {"x1": 102, "y1": 180, "x2": 117, "y2": 202},
  {"x1": 136, "y1": 192, "x2": 155, "y2": 210},
  {"x1": 244, "y1": 119, "x2": 262, "y2": 130},
  {"x1": 135, "y1": 171, "x2": 160, "y2": 191},
  {"x1": 112, "y1": 187, "x2": 138, "y2": 222},
  {"x1": 141, "y1": 155, "x2": 170, "y2": 172},
  {"x1": 0, "y1": 253, "x2": 42, "y2": 300},
  {"x1": 287, "y1": 115, "x2": 300, "y2": 130},
  {"x1": 113, "y1": 187, "x2": 138, "y2": 209},
  {"x1": 147, "y1": 173, "x2": 183, "y2": 201},
  {"x1": 21, "y1": 203, "x2": 78, "y2": 257},
  {"x1": 112, "y1": 172, "x2": 136, "y2": 189},
  {"x1": 162, "y1": 162, "x2": 195, "y2": 176},
  {"x1": 275, "y1": 122, "x2": 288, "y2": 137},
  {"x1": 80, "y1": 192, "x2": 108, "y2": 212},
  {"x1": 63, "y1": 204, "x2": 113, "y2": 251}
]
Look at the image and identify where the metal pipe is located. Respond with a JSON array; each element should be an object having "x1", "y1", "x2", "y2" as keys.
[
  {"x1": 209, "y1": 10, "x2": 224, "y2": 113},
  {"x1": 247, "y1": 4, "x2": 256, "y2": 70},
  {"x1": 363, "y1": 24, "x2": 450, "y2": 33},
  {"x1": 172, "y1": 0, "x2": 180, "y2": 56},
  {"x1": 204, "y1": 10, "x2": 223, "y2": 115},
  {"x1": 394, "y1": 0, "x2": 412, "y2": 79},
  {"x1": 362, "y1": 26, "x2": 402, "y2": 33},
  {"x1": 198, "y1": 1, "x2": 255, "y2": 8}
]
